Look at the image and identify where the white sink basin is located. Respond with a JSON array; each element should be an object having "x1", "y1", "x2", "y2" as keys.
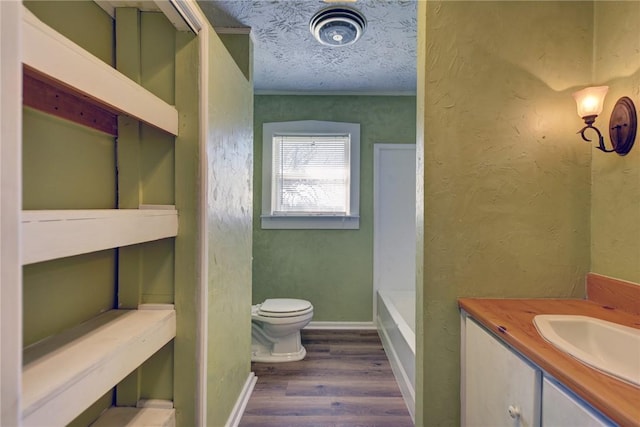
[{"x1": 533, "y1": 314, "x2": 640, "y2": 387}]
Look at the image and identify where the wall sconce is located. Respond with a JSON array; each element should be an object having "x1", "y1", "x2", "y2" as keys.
[{"x1": 572, "y1": 86, "x2": 637, "y2": 155}]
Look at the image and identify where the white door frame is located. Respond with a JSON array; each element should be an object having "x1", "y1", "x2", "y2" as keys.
[{"x1": 1, "y1": 2, "x2": 23, "y2": 425}]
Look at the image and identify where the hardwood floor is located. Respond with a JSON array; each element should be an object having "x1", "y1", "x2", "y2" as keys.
[{"x1": 239, "y1": 330, "x2": 413, "y2": 427}]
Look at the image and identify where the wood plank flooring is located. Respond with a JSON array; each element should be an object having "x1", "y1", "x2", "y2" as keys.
[{"x1": 239, "y1": 330, "x2": 413, "y2": 427}]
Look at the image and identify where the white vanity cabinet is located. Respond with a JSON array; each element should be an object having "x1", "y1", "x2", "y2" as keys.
[
  {"x1": 462, "y1": 317, "x2": 541, "y2": 427},
  {"x1": 462, "y1": 313, "x2": 615, "y2": 427},
  {"x1": 542, "y1": 378, "x2": 612, "y2": 427}
]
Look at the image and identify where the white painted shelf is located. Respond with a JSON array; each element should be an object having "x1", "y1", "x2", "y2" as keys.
[
  {"x1": 91, "y1": 407, "x2": 175, "y2": 427},
  {"x1": 21, "y1": 6, "x2": 178, "y2": 136},
  {"x1": 21, "y1": 208, "x2": 178, "y2": 265},
  {"x1": 22, "y1": 307, "x2": 176, "y2": 427}
]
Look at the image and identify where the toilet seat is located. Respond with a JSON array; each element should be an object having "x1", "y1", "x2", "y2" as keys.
[{"x1": 255, "y1": 298, "x2": 313, "y2": 318}]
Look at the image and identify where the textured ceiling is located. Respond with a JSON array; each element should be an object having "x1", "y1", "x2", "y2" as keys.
[{"x1": 198, "y1": 1, "x2": 417, "y2": 94}]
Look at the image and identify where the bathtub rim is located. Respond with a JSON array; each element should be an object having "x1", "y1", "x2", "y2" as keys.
[
  {"x1": 377, "y1": 289, "x2": 416, "y2": 354},
  {"x1": 376, "y1": 289, "x2": 416, "y2": 422}
]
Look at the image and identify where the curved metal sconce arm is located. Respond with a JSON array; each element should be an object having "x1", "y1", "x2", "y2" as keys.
[
  {"x1": 573, "y1": 92, "x2": 637, "y2": 156},
  {"x1": 577, "y1": 124, "x2": 615, "y2": 153}
]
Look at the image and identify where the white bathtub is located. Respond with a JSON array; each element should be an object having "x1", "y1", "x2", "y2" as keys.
[{"x1": 376, "y1": 290, "x2": 415, "y2": 420}]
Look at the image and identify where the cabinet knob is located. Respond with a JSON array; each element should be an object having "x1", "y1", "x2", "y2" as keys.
[{"x1": 508, "y1": 405, "x2": 521, "y2": 419}]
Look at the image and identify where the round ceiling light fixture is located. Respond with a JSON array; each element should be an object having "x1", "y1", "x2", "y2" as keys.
[{"x1": 310, "y1": 6, "x2": 367, "y2": 47}]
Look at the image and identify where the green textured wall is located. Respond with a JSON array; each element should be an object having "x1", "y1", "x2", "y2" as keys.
[
  {"x1": 591, "y1": 1, "x2": 640, "y2": 284},
  {"x1": 417, "y1": 2, "x2": 593, "y2": 424},
  {"x1": 206, "y1": 28, "x2": 254, "y2": 424},
  {"x1": 218, "y1": 33, "x2": 252, "y2": 81},
  {"x1": 253, "y1": 96, "x2": 416, "y2": 321},
  {"x1": 24, "y1": 0, "x2": 113, "y2": 66}
]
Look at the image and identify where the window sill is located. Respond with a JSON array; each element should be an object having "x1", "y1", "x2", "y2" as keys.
[{"x1": 260, "y1": 215, "x2": 360, "y2": 230}]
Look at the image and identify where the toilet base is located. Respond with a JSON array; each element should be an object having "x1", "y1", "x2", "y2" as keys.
[
  {"x1": 251, "y1": 318, "x2": 311, "y2": 363},
  {"x1": 251, "y1": 342, "x2": 307, "y2": 363}
]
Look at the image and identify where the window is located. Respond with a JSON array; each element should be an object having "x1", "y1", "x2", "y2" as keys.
[{"x1": 262, "y1": 120, "x2": 360, "y2": 229}]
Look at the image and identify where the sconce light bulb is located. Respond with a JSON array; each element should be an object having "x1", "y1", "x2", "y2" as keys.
[
  {"x1": 582, "y1": 97, "x2": 599, "y2": 114},
  {"x1": 572, "y1": 86, "x2": 609, "y2": 120}
]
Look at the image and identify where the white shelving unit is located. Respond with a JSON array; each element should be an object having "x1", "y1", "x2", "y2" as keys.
[
  {"x1": 22, "y1": 307, "x2": 176, "y2": 427},
  {"x1": 10, "y1": 5, "x2": 185, "y2": 426},
  {"x1": 21, "y1": 7, "x2": 179, "y2": 136},
  {"x1": 91, "y1": 406, "x2": 176, "y2": 427},
  {"x1": 22, "y1": 207, "x2": 178, "y2": 265}
]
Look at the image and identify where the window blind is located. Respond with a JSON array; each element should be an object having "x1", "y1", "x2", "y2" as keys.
[{"x1": 272, "y1": 134, "x2": 351, "y2": 215}]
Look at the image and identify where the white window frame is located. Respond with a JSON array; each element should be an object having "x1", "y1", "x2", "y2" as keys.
[{"x1": 261, "y1": 120, "x2": 360, "y2": 230}]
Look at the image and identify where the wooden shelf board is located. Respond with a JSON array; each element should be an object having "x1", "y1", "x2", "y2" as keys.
[
  {"x1": 22, "y1": 6, "x2": 178, "y2": 136},
  {"x1": 23, "y1": 69, "x2": 118, "y2": 136},
  {"x1": 22, "y1": 308, "x2": 176, "y2": 427},
  {"x1": 22, "y1": 208, "x2": 178, "y2": 265},
  {"x1": 91, "y1": 407, "x2": 175, "y2": 427}
]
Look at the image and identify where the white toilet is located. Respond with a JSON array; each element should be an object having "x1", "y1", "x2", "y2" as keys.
[{"x1": 251, "y1": 298, "x2": 314, "y2": 363}]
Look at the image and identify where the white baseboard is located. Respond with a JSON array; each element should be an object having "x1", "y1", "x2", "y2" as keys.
[
  {"x1": 305, "y1": 321, "x2": 377, "y2": 330},
  {"x1": 225, "y1": 372, "x2": 257, "y2": 427}
]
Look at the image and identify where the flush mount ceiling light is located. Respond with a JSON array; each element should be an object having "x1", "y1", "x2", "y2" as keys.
[{"x1": 310, "y1": 6, "x2": 366, "y2": 47}]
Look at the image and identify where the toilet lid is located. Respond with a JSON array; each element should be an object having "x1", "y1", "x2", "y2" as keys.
[{"x1": 258, "y1": 298, "x2": 313, "y2": 318}]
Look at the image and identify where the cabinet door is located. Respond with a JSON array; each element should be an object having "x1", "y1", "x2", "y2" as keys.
[
  {"x1": 542, "y1": 378, "x2": 612, "y2": 427},
  {"x1": 463, "y1": 317, "x2": 541, "y2": 427}
]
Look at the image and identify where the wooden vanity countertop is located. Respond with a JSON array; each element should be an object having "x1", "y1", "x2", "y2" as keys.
[{"x1": 458, "y1": 297, "x2": 640, "y2": 427}]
